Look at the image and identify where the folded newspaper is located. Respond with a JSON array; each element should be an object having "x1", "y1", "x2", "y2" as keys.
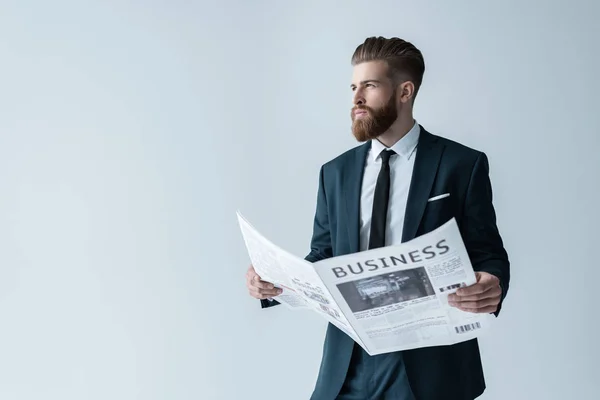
[{"x1": 237, "y1": 211, "x2": 494, "y2": 356}]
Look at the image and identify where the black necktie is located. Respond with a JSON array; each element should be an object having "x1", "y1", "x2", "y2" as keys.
[{"x1": 368, "y1": 149, "x2": 396, "y2": 249}]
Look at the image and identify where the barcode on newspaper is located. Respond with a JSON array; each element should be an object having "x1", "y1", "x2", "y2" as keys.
[
  {"x1": 454, "y1": 322, "x2": 481, "y2": 334},
  {"x1": 439, "y1": 283, "x2": 462, "y2": 293}
]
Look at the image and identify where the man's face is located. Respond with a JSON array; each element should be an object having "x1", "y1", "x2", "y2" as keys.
[{"x1": 350, "y1": 60, "x2": 399, "y2": 142}]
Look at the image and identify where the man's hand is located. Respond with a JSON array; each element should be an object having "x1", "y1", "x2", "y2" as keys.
[
  {"x1": 246, "y1": 265, "x2": 282, "y2": 300},
  {"x1": 448, "y1": 271, "x2": 501, "y2": 313}
]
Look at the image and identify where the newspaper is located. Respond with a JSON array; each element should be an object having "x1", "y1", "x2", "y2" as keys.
[{"x1": 237, "y1": 211, "x2": 495, "y2": 356}]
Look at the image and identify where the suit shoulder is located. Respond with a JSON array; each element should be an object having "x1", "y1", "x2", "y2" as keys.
[
  {"x1": 430, "y1": 132, "x2": 485, "y2": 161},
  {"x1": 320, "y1": 142, "x2": 368, "y2": 171}
]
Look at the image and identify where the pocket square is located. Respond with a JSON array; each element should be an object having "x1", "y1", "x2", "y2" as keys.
[{"x1": 427, "y1": 193, "x2": 450, "y2": 202}]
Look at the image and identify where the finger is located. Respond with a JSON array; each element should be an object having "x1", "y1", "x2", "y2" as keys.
[
  {"x1": 249, "y1": 290, "x2": 272, "y2": 300},
  {"x1": 449, "y1": 286, "x2": 501, "y2": 302},
  {"x1": 248, "y1": 286, "x2": 265, "y2": 299},
  {"x1": 245, "y1": 273, "x2": 262, "y2": 286},
  {"x1": 246, "y1": 265, "x2": 260, "y2": 281},
  {"x1": 252, "y1": 276, "x2": 276, "y2": 290},
  {"x1": 258, "y1": 287, "x2": 283, "y2": 297},
  {"x1": 454, "y1": 283, "x2": 486, "y2": 297},
  {"x1": 249, "y1": 286, "x2": 282, "y2": 298},
  {"x1": 454, "y1": 305, "x2": 498, "y2": 314},
  {"x1": 449, "y1": 297, "x2": 499, "y2": 310},
  {"x1": 248, "y1": 282, "x2": 281, "y2": 295},
  {"x1": 456, "y1": 277, "x2": 497, "y2": 297}
]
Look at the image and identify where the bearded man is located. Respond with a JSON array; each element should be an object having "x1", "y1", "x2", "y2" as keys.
[{"x1": 245, "y1": 36, "x2": 510, "y2": 400}]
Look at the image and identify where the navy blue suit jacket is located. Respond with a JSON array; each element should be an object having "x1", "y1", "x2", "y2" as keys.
[{"x1": 262, "y1": 126, "x2": 510, "y2": 400}]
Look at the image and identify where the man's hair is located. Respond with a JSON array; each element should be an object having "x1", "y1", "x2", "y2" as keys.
[{"x1": 351, "y1": 36, "x2": 425, "y2": 100}]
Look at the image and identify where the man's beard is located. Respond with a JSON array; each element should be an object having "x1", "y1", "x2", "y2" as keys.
[{"x1": 351, "y1": 94, "x2": 398, "y2": 142}]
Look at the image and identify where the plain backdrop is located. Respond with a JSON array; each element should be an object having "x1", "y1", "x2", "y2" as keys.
[{"x1": 1, "y1": 0, "x2": 599, "y2": 399}]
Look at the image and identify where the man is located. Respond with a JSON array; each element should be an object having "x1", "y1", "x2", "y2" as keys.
[{"x1": 245, "y1": 36, "x2": 510, "y2": 400}]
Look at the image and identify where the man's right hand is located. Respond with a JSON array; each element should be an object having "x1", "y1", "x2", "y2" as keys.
[{"x1": 246, "y1": 265, "x2": 283, "y2": 300}]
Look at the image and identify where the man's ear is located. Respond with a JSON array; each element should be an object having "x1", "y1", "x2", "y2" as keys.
[{"x1": 397, "y1": 81, "x2": 415, "y2": 104}]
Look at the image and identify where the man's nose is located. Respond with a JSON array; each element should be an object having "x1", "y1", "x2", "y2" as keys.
[
  {"x1": 353, "y1": 93, "x2": 365, "y2": 106},
  {"x1": 353, "y1": 89, "x2": 365, "y2": 106}
]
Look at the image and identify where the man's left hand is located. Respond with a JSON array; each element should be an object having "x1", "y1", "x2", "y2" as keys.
[{"x1": 448, "y1": 272, "x2": 501, "y2": 313}]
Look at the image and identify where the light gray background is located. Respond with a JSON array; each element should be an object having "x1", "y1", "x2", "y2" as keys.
[{"x1": 1, "y1": 1, "x2": 598, "y2": 399}]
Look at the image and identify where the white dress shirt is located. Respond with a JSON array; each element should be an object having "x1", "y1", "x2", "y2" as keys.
[{"x1": 359, "y1": 121, "x2": 420, "y2": 251}]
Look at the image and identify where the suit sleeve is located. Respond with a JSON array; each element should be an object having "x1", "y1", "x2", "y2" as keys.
[
  {"x1": 305, "y1": 165, "x2": 333, "y2": 263},
  {"x1": 260, "y1": 165, "x2": 333, "y2": 309},
  {"x1": 460, "y1": 152, "x2": 510, "y2": 316}
]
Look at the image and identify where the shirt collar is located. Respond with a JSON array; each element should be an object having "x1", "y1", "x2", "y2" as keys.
[{"x1": 371, "y1": 120, "x2": 420, "y2": 162}]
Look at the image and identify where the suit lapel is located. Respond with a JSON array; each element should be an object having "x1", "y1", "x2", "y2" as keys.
[
  {"x1": 344, "y1": 141, "x2": 371, "y2": 254},
  {"x1": 342, "y1": 127, "x2": 444, "y2": 252},
  {"x1": 401, "y1": 127, "x2": 445, "y2": 242}
]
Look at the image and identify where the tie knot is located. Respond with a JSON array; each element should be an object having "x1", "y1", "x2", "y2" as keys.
[{"x1": 380, "y1": 149, "x2": 396, "y2": 164}]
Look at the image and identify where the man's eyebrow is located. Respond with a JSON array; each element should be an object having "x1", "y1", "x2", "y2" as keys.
[{"x1": 350, "y1": 79, "x2": 382, "y2": 87}]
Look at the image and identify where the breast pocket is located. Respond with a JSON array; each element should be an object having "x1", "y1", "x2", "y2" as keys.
[{"x1": 422, "y1": 194, "x2": 454, "y2": 228}]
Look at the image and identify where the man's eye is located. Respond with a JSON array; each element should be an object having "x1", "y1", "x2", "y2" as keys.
[{"x1": 366, "y1": 84, "x2": 375, "y2": 88}]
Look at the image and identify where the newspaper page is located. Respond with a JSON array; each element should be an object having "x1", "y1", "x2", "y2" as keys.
[
  {"x1": 237, "y1": 211, "x2": 493, "y2": 356},
  {"x1": 313, "y1": 217, "x2": 495, "y2": 356},
  {"x1": 237, "y1": 212, "x2": 366, "y2": 347}
]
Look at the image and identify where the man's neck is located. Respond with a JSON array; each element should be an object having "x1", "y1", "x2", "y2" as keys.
[{"x1": 376, "y1": 116, "x2": 415, "y2": 148}]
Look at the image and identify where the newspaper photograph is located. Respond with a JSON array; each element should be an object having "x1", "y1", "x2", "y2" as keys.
[{"x1": 237, "y1": 211, "x2": 494, "y2": 356}]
